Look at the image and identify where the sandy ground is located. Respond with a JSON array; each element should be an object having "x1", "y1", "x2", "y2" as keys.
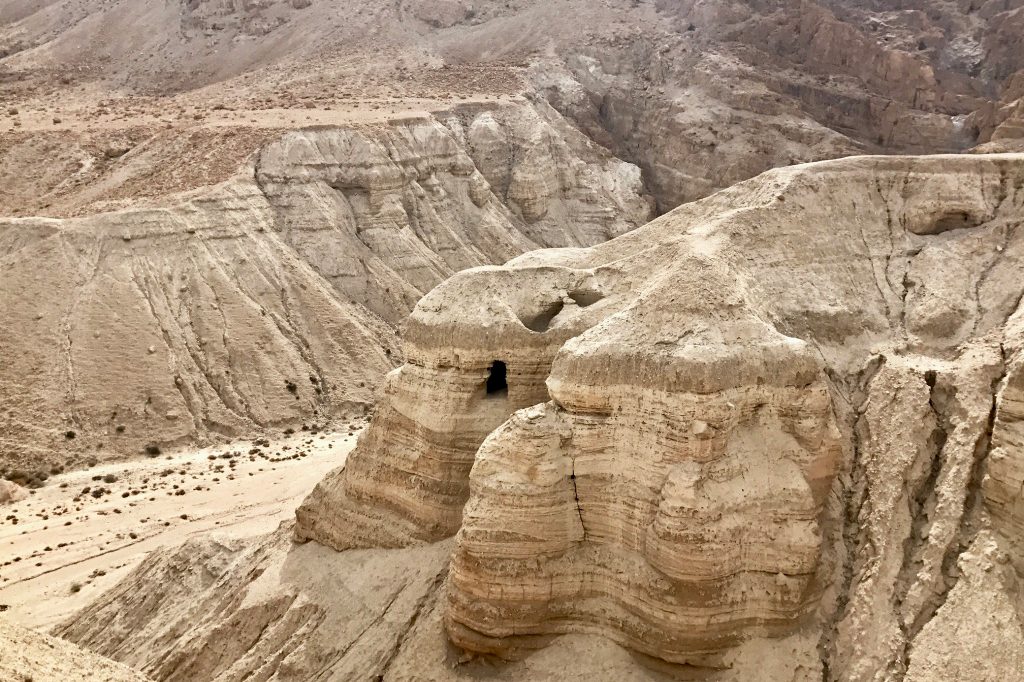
[{"x1": 0, "y1": 428, "x2": 358, "y2": 631}]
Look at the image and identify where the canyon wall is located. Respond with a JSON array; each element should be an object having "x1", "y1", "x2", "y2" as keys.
[
  {"x1": 5, "y1": 0, "x2": 1024, "y2": 218},
  {"x1": 535, "y1": 0, "x2": 1024, "y2": 210},
  {"x1": 61, "y1": 153, "x2": 1024, "y2": 680},
  {"x1": 0, "y1": 102, "x2": 651, "y2": 472},
  {"x1": 291, "y1": 153, "x2": 1024, "y2": 676}
]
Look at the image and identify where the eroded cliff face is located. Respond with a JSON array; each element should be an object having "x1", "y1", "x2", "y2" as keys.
[
  {"x1": 58, "y1": 154, "x2": 1024, "y2": 680},
  {"x1": 287, "y1": 154, "x2": 1024, "y2": 677},
  {"x1": 0, "y1": 101, "x2": 651, "y2": 472},
  {"x1": 534, "y1": 0, "x2": 1024, "y2": 210},
  {"x1": 5, "y1": 0, "x2": 1024, "y2": 218}
]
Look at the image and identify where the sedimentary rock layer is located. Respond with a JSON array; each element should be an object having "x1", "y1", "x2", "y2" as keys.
[
  {"x1": 295, "y1": 153, "x2": 1024, "y2": 673},
  {"x1": 0, "y1": 616, "x2": 148, "y2": 682},
  {"x1": 0, "y1": 101, "x2": 650, "y2": 472}
]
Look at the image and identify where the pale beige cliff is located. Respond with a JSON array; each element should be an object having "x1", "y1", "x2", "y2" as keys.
[
  {"x1": 0, "y1": 101, "x2": 650, "y2": 473},
  {"x1": 63, "y1": 154, "x2": 1024, "y2": 680},
  {"x1": 288, "y1": 153, "x2": 1024, "y2": 676},
  {"x1": 56, "y1": 522, "x2": 822, "y2": 681}
]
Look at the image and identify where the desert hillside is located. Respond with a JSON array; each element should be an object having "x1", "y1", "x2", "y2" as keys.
[
  {"x1": 54, "y1": 153, "x2": 1024, "y2": 681},
  {"x1": 2, "y1": 2, "x2": 1024, "y2": 681},
  {"x1": 3, "y1": 0, "x2": 1024, "y2": 470}
]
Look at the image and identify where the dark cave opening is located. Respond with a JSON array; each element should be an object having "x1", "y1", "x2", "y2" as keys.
[{"x1": 486, "y1": 360, "x2": 508, "y2": 396}]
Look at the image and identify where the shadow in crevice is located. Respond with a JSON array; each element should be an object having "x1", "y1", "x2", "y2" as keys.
[{"x1": 486, "y1": 360, "x2": 508, "y2": 397}]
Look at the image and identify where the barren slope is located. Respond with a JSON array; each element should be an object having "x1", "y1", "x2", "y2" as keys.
[
  {"x1": 0, "y1": 101, "x2": 650, "y2": 474},
  {"x1": 60, "y1": 153, "x2": 1024, "y2": 681},
  {"x1": 3, "y1": 0, "x2": 1024, "y2": 213},
  {"x1": 0, "y1": 617, "x2": 148, "y2": 682}
]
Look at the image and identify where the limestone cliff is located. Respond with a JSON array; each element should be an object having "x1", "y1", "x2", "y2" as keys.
[
  {"x1": 58, "y1": 154, "x2": 1024, "y2": 680},
  {"x1": 291, "y1": 153, "x2": 1024, "y2": 677},
  {"x1": 0, "y1": 101, "x2": 651, "y2": 472}
]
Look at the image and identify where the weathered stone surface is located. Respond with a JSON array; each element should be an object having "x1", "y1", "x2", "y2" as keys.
[
  {"x1": 0, "y1": 102, "x2": 650, "y2": 472},
  {"x1": 295, "y1": 153, "x2": 1024, "y2": 672},
  {"x1": 56, "y1": 525, "x2": 453, "y2": 681},
  {"x1": 0, "y1": 617, "x2": 148, "y2": 682},
  {"x1": 0, "y1": 479, "x2": 29, "y2": 505}
]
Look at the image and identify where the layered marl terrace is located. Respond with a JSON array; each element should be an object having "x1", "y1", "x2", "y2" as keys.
[
  {"x1": 293, "y1": 153, "x2": 1024, "y2": 665},
  {"x1": 0, "y1": 100, "x2": 651, "y2": 472}
]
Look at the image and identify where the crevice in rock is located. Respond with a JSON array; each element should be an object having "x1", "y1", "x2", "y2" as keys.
[
  {"x1": 818, "y1": 353, "x2": 885, "y2": 682},
  {"x1": 971, "y1": 221, "x2": 1018, "y2": 336},
  {"x1": 888, "y1": 369, "x2": 953, "y2": 679},
  {"x1": 569, "y1": 457, "x2": 586, "y2": 542},
  {"x1": 907, "y1": 349, "x2": 1008, "y2": 644}
]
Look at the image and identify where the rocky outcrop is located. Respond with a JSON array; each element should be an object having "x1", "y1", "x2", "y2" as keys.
[
  {"x1": 0, "y1": 479, "x2": 28, "y2": 505},
  {"x1": 58, "y1": 519, "x2": 827, "y2": 681},
  {"x1": 535, "y1": 0, "x2": 1024, "y2": 210},
  {"x1": 972, "y1": 72, "x2": 1024, "y2": 152},
  {"x1": 56, "y1": 526, "x2": 455, "y2": 681},
  {"x1": 254, "y1": 101, "x2": 651, "y2": 326},
  {"x1": 294, "y1": 153, "x2": 1024, "y2": 674},
  {"x1": 0, "y1": 616, "x2": 149, "y2": 682},
  {"x1": 0, "y1": 101, "x2": 650, "y2": 473},
  {"x1": 6, "y1": 0, "x2": 1024, "y2": 218}
]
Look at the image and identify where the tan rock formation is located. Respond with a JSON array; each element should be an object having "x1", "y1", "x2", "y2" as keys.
[
  {"x1": 294, "y1": 153, "x2": 1024, "y2": 673},
  {"x1": 0, "y1": 101, "x2": 650, "y2": 473},
  {"x1": 0, "y1": 479, "x2": 28, "y2": 505},
  {"x1": 0, "y1": 617, "x2": 149, "y2": 682},
  {"x1": 5, "y1": 0, "x2": 1024, "y2": 216},
  {"x1": 57, "y1": 521, "x2": 824, "y2": 681}
]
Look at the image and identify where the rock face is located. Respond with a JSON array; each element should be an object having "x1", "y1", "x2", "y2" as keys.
[
  {"x1": 254, "y1": 102, "x2": 651, "y2": 327},
  {"x1": 530, "y1": 0, "x2": 1024, "y2": 209},
  {"x1": 973, "y1": 72, "x2": 1024, "y2": 152},
  {"x1": 0, "y1": 101, "x2": 650, "y2": 472},
  {"x1": 293, "y1": 153, "x2": 1024, "y2": 675},
  {"x1": 0, "y1": 617, "x2": 148, "y2": 682},
  {"x1": 5, "y1": 0, "x2": 1024, "y2": 216},
  {"x1": 58, "y1": 522, "x2": 822, "y2": 681},
  {"x1": 56, "y1": 527, "x2": 454, "y2": 681}
]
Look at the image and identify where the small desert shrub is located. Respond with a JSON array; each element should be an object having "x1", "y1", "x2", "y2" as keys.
[
  {"x1": 69, "y1": 582, "x2": 82, "y2": 594},
  {"x1": 64, "y1": 430, "x2": 76, "y2": 440},
  {"x1": 144, "y1": 444, "x2": 162, "y2": 457}
]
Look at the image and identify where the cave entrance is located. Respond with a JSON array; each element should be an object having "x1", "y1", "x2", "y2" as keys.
[{"x1": 486, "y1": 360, "x2": 508, "y2": 397}]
